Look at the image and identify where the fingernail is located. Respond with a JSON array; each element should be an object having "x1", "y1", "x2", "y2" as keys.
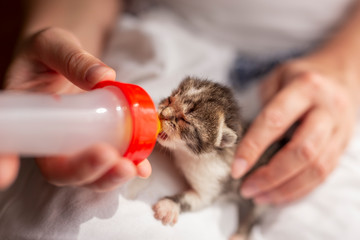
[
  {"x1": 254, "y1": 194, "x2": 271, "y2": 204},
  {"x1": 232, "y1": 158, "x2": 248, "y2": 179},
  {"x1": 86, "y1": 64, "x2": 115, "y2": 85},
  {"x1": 241, "y1": 181, "x2": 258, "y2": 198}
]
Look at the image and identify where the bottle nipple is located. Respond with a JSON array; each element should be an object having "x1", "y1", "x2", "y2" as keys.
[{"x1": 157, "y1": 117, "x2": 162, "y2": 135}]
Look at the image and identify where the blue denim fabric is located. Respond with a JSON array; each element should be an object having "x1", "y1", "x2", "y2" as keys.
[{"x1": 229, "y1": 50, "x2": 308, "y2": 88}]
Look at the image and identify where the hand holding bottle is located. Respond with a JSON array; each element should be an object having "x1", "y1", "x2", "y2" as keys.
[{"x1": 1, "y1": 28, "x2": 152, "y2": 191}]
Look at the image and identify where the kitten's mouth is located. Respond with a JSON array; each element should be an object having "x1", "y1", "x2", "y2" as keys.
[{"x1": 158, "y1": 131, "x2": 169, "y2": 141}]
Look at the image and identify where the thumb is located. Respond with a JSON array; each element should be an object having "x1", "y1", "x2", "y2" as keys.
[{"x1": 28, "y1": 28, "x2": 116, "y2": 90}]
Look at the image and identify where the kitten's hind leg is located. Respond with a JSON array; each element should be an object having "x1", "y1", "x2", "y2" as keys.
[
  {"x1": 230, "y1": 199, "x2": 256, "y2": 240},
  {"x1": 153, "y1": 189, "x2": 213, "y2": 226}
]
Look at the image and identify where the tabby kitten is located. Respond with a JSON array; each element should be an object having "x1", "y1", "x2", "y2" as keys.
[{"x1": 153, "y1": 77, "x2": 256, "y2": 237}]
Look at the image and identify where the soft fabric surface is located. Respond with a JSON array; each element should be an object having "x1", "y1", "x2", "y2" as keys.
[{"x1": 1, "y1": 3, "x2": 360, "y2": 239}]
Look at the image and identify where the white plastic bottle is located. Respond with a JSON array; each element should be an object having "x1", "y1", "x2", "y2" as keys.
[{"x1": 0, "y1": 81, "x2": 159, "y2": 164}]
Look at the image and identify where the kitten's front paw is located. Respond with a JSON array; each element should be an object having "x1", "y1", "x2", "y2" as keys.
[{"x1": 153, "y1": 198, "x2": 180, "y2": 226}]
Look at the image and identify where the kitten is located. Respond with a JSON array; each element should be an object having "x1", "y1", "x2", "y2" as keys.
[{"x1": 153, "y1": 77, "x2": 257, "y2": 237}]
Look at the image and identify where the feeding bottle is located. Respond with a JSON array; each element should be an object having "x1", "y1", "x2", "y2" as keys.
[{"x1": 0, "y1": 81, "x2": 160, "y2": 165}]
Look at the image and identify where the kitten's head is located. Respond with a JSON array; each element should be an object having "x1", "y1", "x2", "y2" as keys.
[{"x1": 157, "y1": 77, "x2": 243, "y2": 155}]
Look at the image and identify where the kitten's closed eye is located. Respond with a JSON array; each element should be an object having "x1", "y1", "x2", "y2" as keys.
[
  {"x1": 176, "y1": 116, "x2": 190, "y2": 125},
  {"x1": 185, "y1": 104, "x2": 197, "y2": 115},
  {"x1": 183, "y1": 100, "x2": 199, "y2": 115}
]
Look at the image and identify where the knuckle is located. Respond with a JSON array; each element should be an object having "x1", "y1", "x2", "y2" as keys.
[
  {"x1": 32, "y1": 27, "x2": 74, "y2": 43},
  {"x1": 87, "y1": 144, "x2": 117, "y2": 165},
  {"x1": 240, "y1": 138, "x2": 262, "y2": 160},
  {"x1": 332, "y1": 91, "x2": 349, "y2": 111},
  {"x1": 298, "y1": 141, "x2": 317, "y2": 164},
  {"x1": 94, "y1": 146, "x2": 120, "y2": 166},
  {"x1": 30, "y1": 27, "x2": 60, "y2": 47},
  {"x1": 299, "y1": 72, "x2": 323, "y2": 90},
  {"x1": 64, "y1": 51, "x2": 90, "y2": 77},
  {"x1": 86, "y1": 153, "x2": 107, "y2": 170},
  {"x1": 29, "y1": 30, "x2": 49, "y2": 50},
  {"x1": 27, "y1": 27, "x2": 80, "y2": 53},
  {"x1": 313, "y1": 117, "x2": 329, "y2": 133},
  {"x1": 311, "y1": 162, "x2": 327, "y2": 181},
  {"x1": 260, "y1": 108, "x2": 285, "y2": 129}
]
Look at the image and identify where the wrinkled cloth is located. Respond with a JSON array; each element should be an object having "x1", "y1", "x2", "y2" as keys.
[{"x1": 1, "y1": 2, "x2": 360, "y2": 239}]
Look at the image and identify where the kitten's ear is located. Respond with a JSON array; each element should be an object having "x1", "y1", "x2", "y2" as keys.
[{"x1": 216, "y1": 125, "x2": 238, "y2": 148}]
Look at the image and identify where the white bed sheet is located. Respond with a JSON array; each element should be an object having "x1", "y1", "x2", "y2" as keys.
[
  {"x1": 0, "y1": 8, "x2": 360, "y2": 240},
  {"x1": 104, "y1": 10, "x2": 360, "y2": 240}
]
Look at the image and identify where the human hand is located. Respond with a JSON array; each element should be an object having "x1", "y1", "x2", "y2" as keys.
[
  {"x1": 231, "y1": 53, "x2": 358, "y2": 204},
  {"x1": 1, "y1": 27, "x2": 151, "y2": 191}
]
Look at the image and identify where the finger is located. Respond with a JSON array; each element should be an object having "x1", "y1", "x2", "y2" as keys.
[
  {"x1": 0, "y1": 154, "x2": 19, "y2": 190},
  {"x1": 136, "y1": 159, "x2": 152, "y2": 178},
  {"x1": 28, "y1": 28, "x2": 116, "y2": 90},
  {"x1": 254, "y1": 129, "x2": 344, "y2": 205},
  {"x1": 36, "y1": 144, "x2": 119, "y2": 186},
  {"x1": 241, "y1": 108, "x2": 334, "y2": 197},
  {"x1": 253, "y1": 167, "x2": 322, "y2": 205},
  {"x1": 259, "y1": 67, "x2": 283, "y2": 105},
  {"x1": 232, "y1": 73, "x2": 324, "y2": 179},
  {"x1": 86, "y1": 158, "x2": 137, "y2": 192}
]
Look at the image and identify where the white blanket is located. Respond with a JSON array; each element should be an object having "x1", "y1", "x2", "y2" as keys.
[{"x1": 1, "y1": 4, "x2": 360, "y2": 240}]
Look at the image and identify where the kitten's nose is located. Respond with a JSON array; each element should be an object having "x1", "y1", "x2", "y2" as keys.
[{"x1": 159, "y1": 107, "x2": 175, "y2": 121}]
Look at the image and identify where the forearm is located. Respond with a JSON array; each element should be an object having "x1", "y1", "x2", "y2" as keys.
[
  {"x1": 322, "y1": 1, "x2": 360, "y2": 59},
  {"x1": 23, "y1": 0, "x2": 121, "y2": 56},
  {"x1": 312, "y1": 0, "x2": 360, "y2": 101}
]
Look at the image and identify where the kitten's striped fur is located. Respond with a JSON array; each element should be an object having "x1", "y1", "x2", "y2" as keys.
[{"x1": 153, "y1": 77, "x2": 272, "y2": 237}]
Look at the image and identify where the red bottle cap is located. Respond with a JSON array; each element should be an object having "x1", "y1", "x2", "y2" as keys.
[{"x1": 93, "y1": 81, "x2": 159, "y2": 165}]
